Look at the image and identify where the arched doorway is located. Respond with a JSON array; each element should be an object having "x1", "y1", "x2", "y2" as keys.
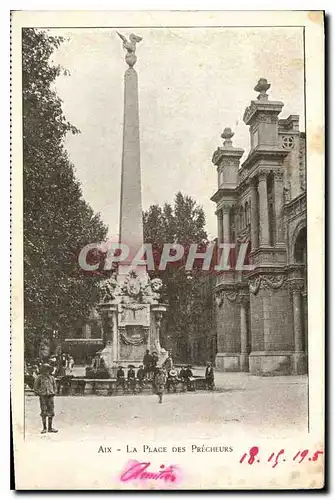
[{"x1": 294, "y1": 226, "x2": 307, "y2": 265}]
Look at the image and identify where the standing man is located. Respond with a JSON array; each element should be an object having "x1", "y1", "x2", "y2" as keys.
[
  {"x1": 142, "y1": 349, "x2": 152, "y2": 377},
  {"x1": 163, "y1": 351, "x2": 173, "y2": 372},
  {"x1": 127, "y1": 365, "x2": 136, "y2": 394},
  {"x1": 137, "y1": 365, "x2": 145, "y2": 392},
  {"x1": 116, "y1": 365, "x2": 125, "y2": 392},
  {"x1": 155, "y1": 367, "x2": 167, "y2": 404},
  {"x1": 33, "y1": 363, "x2": 58, "y2": 434},
  {"x1": 205, "y1": 362, "x2": 215, "y2": 390}
]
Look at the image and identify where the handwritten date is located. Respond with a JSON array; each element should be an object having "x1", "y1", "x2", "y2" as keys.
[{"x1": 240, "y1": 446, "x2": 323, "y2": 468}]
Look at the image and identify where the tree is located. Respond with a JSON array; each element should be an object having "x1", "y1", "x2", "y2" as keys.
[
  {"x1": 23, "y1": 28, "x2": 108, "y2": 358},
  {"x1": 143, "y1": 192, "x2": 209, "y2": 362}
]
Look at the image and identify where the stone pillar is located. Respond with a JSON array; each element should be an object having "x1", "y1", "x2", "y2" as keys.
[
  {"x1": 257, "y1": 171, "x2": 270, "y2": 246},
  {"x1": 290, "y1": 279, "x2": 306, "y2": 374},
  {"x1": 239, "y1": 296, "x2": 249, "y2": 371},
  {"x1": 216, "y1": 209, "x2": 223, "y2": 265},
  {"x1": 301, "y1": 290, "x2": 308, "y2": 353},
  {"x1": 216, "y1": 209, "x2": 223, "y2": 243},
  {"x1": 222, "y1": 205, "x2": 231, "y2": 243},
  {"x1": 292, "y1": 290, "x2": 303, "y2": 352},
  {"x1": 250, "y1": 179, "x2": 258, "y2": 250},
  {"x1": 273, "y1": 171, "x2": 284, "y2": 244}
]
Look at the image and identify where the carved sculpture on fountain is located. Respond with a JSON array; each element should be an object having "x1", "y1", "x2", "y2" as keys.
[
  {"x1": 98, "y1": 270, "x2": 163, "y2": 306},
  {"x1": 98, "y1": 273, "x2": 122, "y2": 303}
]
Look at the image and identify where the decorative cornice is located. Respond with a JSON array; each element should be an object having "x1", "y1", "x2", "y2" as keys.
[
  {"x1": 211, "y1": 188, "x2": 237, "y2": 203},
  {"x1": 249, "y1": 274, "x2": 287, "y2": 295},
  {"x1": 212, "y1": 146, "x2": 244, "y2": 167},
  {"x1": 256, "y1": 112, "x2": 279, "y2": 124},
  {"x1": 288, "y1": 279, "x2": 305, "y2": 292},
  {"x1": 241, "y1": 146, "x2": 289, "y2": 170},
  {"x1": 243, "y1": 101, "x2": 284, "y2": 125},
  {"x1": 215, "y1": 285, "x2": 249, "y2": 307}
]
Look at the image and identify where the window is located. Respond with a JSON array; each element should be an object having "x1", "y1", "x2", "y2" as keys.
[
  {"x1": 240, "y1": 206, "x2": 244, "y2": 228},
  {"x1": 245, "y1": 201, "x2": 249, "y2": 225},
  {"x1": 282, "y1": 135, "x2": 295, "y2": 149}
]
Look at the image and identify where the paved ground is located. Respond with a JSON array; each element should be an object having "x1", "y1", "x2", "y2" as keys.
[{"x1": 25, "y1": 369, "x2": 308, "y2": 441}]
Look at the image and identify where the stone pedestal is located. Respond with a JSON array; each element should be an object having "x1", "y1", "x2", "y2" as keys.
[{"x1": 97, "y1": 270, "x2": 168, "y2": 373}]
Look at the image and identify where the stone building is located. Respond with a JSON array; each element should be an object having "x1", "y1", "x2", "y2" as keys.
[{"x1": 211, "y1": 78, "x2": 307, "y2": 375}]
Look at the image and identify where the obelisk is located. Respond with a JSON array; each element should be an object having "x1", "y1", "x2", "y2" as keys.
[
  {"x1": 97, "y1": 34, "x2": 168, "y2": 372},
  {"x1": 118, "y1": 32, "x2": 144, "y2": 265}
]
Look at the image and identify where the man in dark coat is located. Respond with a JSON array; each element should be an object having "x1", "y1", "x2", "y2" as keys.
[
  {"x1": 205, "y1": 362, "x2": 215, "y2": 390},
  {"x1": 116, "y1": 365, "x2": 125, "y2": 392},
  {"x1": 143, "y1": 350, "x2": 153, "y2": 377},
  {"x1": 127, "y1": 366, "x2": 136, "y2": 394},
  {"x1": 137, "y1": 365, "x2": 145, "y2": 392}
]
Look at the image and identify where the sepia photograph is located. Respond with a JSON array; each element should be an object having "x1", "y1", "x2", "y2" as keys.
[{"x1": 11, "y1": 10, "x2": 324, "y2": 490}]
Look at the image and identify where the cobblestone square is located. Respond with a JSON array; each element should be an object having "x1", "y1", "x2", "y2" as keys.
[{"x1": 25, "y1": 370, "x2": 308, "y2": 442}]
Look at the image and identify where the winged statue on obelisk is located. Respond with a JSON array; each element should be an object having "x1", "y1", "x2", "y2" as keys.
[{"x1": 116, "y1": 32, "x2": 142, "y2": 67}]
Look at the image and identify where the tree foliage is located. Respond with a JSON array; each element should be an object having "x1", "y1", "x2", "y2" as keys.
[
  {"x1": 143, "y1": 192, "x2": 209, "y2": 361},
  {"x1": 23, "y1": 28, "x2": 108, "y2": 358}
]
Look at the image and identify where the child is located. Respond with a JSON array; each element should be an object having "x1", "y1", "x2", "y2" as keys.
[
  {"x1": 34, "y1": 363, "x2": 58, "y2": 434},
  {"x1": 155, "y1": 367, "x2": 167, "y2": 404}
]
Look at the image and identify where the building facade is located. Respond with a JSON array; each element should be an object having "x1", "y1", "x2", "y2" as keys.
[{"x1": 211, "y1": 78, "x2": 307, "y2": 375}]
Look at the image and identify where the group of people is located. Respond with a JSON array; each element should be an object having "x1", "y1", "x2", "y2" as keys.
[
  {"x1": 27, "y1": 348, "x2": 216, "y2": 433},
  {"x1": 114, "y1": 350, "x2": 215, "y2": 403},
  {"x1": 25, "y1": 353, "x2": 75, "y2": 391}
]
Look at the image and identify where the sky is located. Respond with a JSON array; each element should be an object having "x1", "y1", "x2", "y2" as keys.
[{"x1": 50, "y1": 27, "x2": 304, "y2": 240}]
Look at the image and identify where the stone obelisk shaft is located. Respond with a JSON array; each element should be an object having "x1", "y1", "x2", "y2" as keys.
[{"x1": 119, "y1": 67, "x2": 143, "y2": 258}]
